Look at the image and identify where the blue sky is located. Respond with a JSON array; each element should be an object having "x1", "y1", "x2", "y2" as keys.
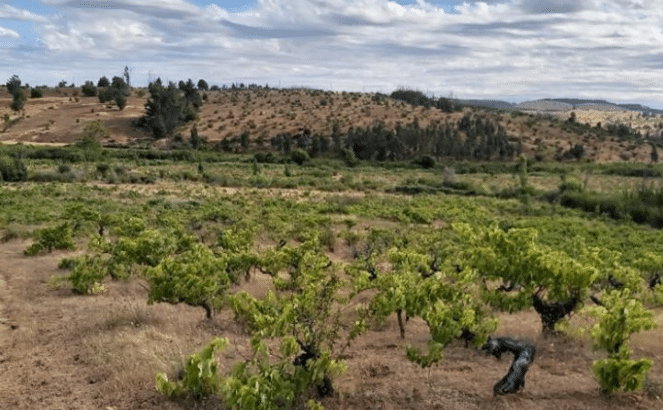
[{"x1": 2, "y1": 1, "x2": 663, "y2": 108}]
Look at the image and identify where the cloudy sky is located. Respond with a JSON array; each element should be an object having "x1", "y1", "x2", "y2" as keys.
[{"x1": 1, "y1": 0, "x2": 663, "y2": 107}]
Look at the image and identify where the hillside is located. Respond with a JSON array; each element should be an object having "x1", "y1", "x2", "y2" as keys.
[{"x1": 2, "y1": 87, "x2": 663, "y2": 163}]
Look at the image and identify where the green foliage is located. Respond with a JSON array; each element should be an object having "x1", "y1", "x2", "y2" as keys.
[
  {"x1": 178, "y1": 78, "x2": 202, "y2": 110},
  {"x1": 415, "y1": 155, "x2": 435, "y2": 169},
  {"x1": 73, "y1": 121, "x2": 107, "y2": 160},
  {"x1": 229, "y1": 241, "x2": 360, "y2": 405},
  {"x1": 518, "y1": 154, "x2": 529, "y2": 190},
  {"x1": 0, "y1": 155, "x2": 28, "y2": 182},
  {"x1": 221, "y1": 337, "x2": 345, "y2": 410},
  {"x1": 97, "y1": 76, "x2": 127, "y2": 108},
  {"x1": 140, "y1": 78, "x2": 196, "y2": 139},
  {"x1": 342, "y1": 148, "x2": 358, "y2": 167},
  {"x1": 81, "y1": 81, "x2": 97, "y2": 97},
  {"x1": 189, "y1": 125, "x2": 206, "y2": 149},
  {"x1": 156, "y1": 337, "x2": 228, "y2": 399},
  {"x1": 66, "y1": 254, "x2": 109, "y2": 295},
  {"x1": 589, "y1": 290, "x2": 657, "y2": 392},
  {"x1": 146, "y1": 244, "x2": 232, "y2": 319},
  {"x1": 30, "y1": 88, "x2": 43, "y2": 98},
  {"x1": 457, "y1": 224, "x2": 599, "y2": 326},
  {"x1": 97, "y1": 76, "x2": 110, "y2": 87},
  {"x1": 98, "y1": 87, "x2": 113, "y2": 103},
  {"x1": 6, "y1": 75, "x2": 21, "y2": 95},
  {"x1": 114, "y1": 92, "x2": 127, "y2": 110},
  {"x1": 354, "y1": 243, "x2": 497, "y2": 367},
  {"x1": 10, "y1": 89, "x2": 25, "y2": 112},
  {"x1": 105, "y1": 227, "x2": 196, "y2": 276},
  {"x1": 290, "y1": 149, "x2": 309, "y2": 165},
  {"x1": 592, "y1": 358, "x2": 653, "y2": 393},
  {"x1": 24, "y1": 222, "x2": 76, "y2": 255}
]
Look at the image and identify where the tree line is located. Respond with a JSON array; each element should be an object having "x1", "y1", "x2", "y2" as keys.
[{"x1": 265, "y1": 112, "x2": 520, "y2": 163}]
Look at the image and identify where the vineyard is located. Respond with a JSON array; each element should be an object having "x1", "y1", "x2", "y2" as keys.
[{"x1": 0, "y1": 148, "x2": 662, "y2": 409}]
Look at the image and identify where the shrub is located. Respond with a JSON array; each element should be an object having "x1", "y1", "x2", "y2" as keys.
[
  {"x1": 66, "y1": 254, "x2": 109, "y2": 295},
  {"x1": 98, "y1": 87, "x2": 113, "y2": 103},
  {"x1": 114, "y1": 92, "x2": 127, "y2": 110},
  {"x1": 97, "y1": 76, "x2": 110, "y2": 87},
  {"x1": 415, "y1": 155, "x2": 435, "y2": 169},
  {"x1": 589, "y1": 291, "x2": 656, "y2": 392},
  {"x1": 146, "y1": 244, "x2": 232, "y2": 319},
  {"x1": 342, "y1": 148, "x2": 358, "y2": 167},
  {"x1": 290, "y1": 148, "x2": 309, "y2": 165},
  {"x1": 24, "y1": 223, "x2": 76, "y2": 256},
  {"x1": 10, "y1": 91, "x2": 25, "y2": 112},
  {"x1": 30, "y1": 88, "x2": 43, "y2": 98},
  {"x1": 81, "y1": 81, "x2": 97, "y2": 97},
  {"x1": 0, "y1": 155, "x2": 28, "y2": 182},
  {"x1": 156, "y1": 338, "x2": 228, "y2": 399},
  {"x1": 96, "y1": 163, "x2": 110, "y2": 176}
]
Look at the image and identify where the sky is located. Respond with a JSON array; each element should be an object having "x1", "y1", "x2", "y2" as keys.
[{"x1": 1, "y1": 0, "x2": 663, "y2": 108}]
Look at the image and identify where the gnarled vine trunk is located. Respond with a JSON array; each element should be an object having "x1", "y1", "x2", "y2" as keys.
[{"x1": 482, "y1": 336, "x2": 536, "y2": 395}]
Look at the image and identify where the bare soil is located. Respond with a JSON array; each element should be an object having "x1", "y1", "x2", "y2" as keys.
[{"x1": 1, "y1": 239, "x2": 661, "y2": 410}]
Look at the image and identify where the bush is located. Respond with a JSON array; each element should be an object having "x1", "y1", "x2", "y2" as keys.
[
  {"x1": 81, "y1": 81, "x2": 97, "y2": 97},
  {"x1": 66, "y1": 254, "x2": 109, "y2": 295},
  {"x1": 96, "y1": 163, "x2": 110, "y2": 176},
  {"x1": 97, "y1": 77, "x2": 127, "y2": 109},
  {"x1": 156, "y1": 338, "x2": 228, "y2": 399},
  {"x1": 0, "y1": 155, "x2": 28, "y2": 182},
  {"x1": 97, "y1": 76, "x2": 110, "y2": 88},
  {"x1": 30, "y1": 88, "x2": 43, "y2": 98},
  {"x1": 114, "y1": 92, "x2": 127, "y2": 110},
  {"x1": 146, "y1": 244, "x2": 232, "y2": 319},
  {"x1": 589, "y1": 290, "x2": 657, "y2": 393},
  {"x1": 415, "y1": 155, "x2": 435, "y2": 169},
  {"x1": 342, "y1": 148, "x2": 359, "y2": 167},
  {"x1": 290, "y1": 148, "x2": 309, "y2": 165},
  {"x1": 254, "y1": 152, "x2": 276, "y2": 163},
  {"x1": 10, "y1": 91, "x2": 25, "y2": 112},
  {"x1": 24, "y1": 223, "x2": 76, "y2": 256},
  {"x1": 98, "y1": 87, "x2": 113, "y2": 103}
]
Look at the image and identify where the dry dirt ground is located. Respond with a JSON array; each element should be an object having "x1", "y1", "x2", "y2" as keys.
[
  {"x1": 1, "y1": 239, "x2": 662, "y2": 410},
  {"x1": 2, "y1": 88, "x2": 663, "y2": 162}
]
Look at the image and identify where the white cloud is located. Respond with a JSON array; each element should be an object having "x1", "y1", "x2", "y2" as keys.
[
  {"x1": 2, "y1": 0, "x2": 663, "y2": 106},
  {"x1": 0, "y1": 26, "x2": 19, "y2": 39},
  {"x1": 0, "y1": 4, "x2": 49, "y2": 22}
]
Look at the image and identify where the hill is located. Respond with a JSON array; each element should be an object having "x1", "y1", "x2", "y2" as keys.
[{"x1": 1, "y1": 87, "x2": 663, "y2": 163}]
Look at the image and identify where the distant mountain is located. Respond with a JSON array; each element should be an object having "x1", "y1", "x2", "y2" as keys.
[
  {"x1": 544, "y1": 98, "x2": 614, "y2": 107},
  {"x1": 457, "y1": 99, "x2": 516, "y2": 110},
  {"x1": 456, "y1": 97, "x2": 663, "y2": 116},
  {"x1": 516, "y1": 100, "x2": 572, "y2": 111},
  {"x1": 544, "y1": 99, "x2": 663, "y2": 115},
  {"x1": 616, "y1": 104, "x2": 663, "y2": 115}
]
